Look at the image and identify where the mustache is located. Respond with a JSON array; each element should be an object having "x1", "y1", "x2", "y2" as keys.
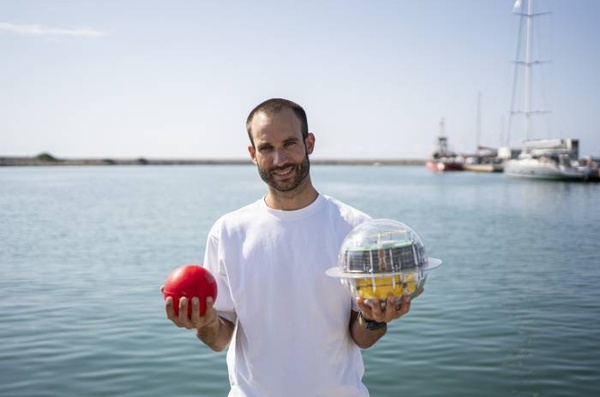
[{"x1": 269, "y1": 163, "x2": 297, "y2": 172}]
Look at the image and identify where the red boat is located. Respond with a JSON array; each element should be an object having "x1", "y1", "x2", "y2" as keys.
[
  {"x1": 426, "y1": 119, "x2": 464, "y2": 172},
  {"x1": 426, "y1": 158, "x2": 464, "y2": 172}
]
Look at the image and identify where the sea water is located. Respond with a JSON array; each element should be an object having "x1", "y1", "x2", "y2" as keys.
[{"x1": 1, "y1": 165, "x2": 599, "y2": 396}]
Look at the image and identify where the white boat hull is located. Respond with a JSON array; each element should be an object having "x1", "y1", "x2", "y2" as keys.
[{"x1": 504, "y1": 158, "x2": 588, "y2": 180}]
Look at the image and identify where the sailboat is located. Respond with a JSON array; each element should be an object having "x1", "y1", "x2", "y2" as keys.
[
  {"x1": 503, "y1": 0, "x2": 592, "y2": 181},
  {"x1": 463, "y1": 92, "x2": 504, "y2": 173}
]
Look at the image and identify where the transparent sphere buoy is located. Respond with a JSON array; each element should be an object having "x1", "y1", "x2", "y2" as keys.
[{"x1": 326, "y1": 219, "x2": 442, "y2": 305}]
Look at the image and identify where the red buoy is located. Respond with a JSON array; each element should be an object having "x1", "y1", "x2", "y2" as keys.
[{"x1": 163, "y1": 265, "x2": 217, "y2": 317}]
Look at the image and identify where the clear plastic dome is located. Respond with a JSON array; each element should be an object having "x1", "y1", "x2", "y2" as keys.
[{"x1": 326, "y1": 219, "x2": 442, "y2": 301}]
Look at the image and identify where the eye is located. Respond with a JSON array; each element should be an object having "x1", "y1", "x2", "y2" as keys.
[
  {"x1": 284, "y1": 139, "x2": 298, "y2": 148},
  {"x1": 258, "y1": 144, "x2": 273, "y2": 153}
]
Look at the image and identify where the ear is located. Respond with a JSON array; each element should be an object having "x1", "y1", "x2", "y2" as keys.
[
  {"x1": 248, "y1": 145, "x2": 258, "y2": 164},
  {"x1": 305, "y1": 132, "x2": 316, "y2": 155}
]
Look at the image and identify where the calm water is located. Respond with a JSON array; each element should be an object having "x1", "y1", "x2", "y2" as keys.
[{"x1": 1, "y1": 165, "x2": 599, "y2": 397}]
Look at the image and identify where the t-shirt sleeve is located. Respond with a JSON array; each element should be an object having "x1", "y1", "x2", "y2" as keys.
[
  {"x1": 203, "y1": 229, "x2": 237, "y2": 324},
  {"x1": 350, "y1": 297, "x2": 359, "y2": 312}
]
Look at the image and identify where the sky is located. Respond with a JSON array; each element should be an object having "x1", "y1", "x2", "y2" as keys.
[{"x1": 1, "y1": 0, "x2": 599, "y2": 160}]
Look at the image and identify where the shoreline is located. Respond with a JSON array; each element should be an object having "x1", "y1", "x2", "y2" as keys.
[{"x1": 0, "y1": 155, "x2": 426, "y2": 167}]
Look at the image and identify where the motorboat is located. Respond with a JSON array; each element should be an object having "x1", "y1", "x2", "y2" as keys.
[{"x1": 426, "y1": 118, "x2": 464, "y2": 172}]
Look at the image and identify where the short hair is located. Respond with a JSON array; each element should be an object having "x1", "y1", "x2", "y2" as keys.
[{"x1": 246, "y1": 98, "x2": 309, "y2": 146}]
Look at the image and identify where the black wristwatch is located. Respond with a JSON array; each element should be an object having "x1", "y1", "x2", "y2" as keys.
[{"x1": 359, "y1": 311, "x2": 387, "y2": 331}]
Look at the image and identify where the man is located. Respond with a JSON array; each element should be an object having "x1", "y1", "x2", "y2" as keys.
[{"x1": 165, "y1": 98, "x2": 413, "y2": 396}]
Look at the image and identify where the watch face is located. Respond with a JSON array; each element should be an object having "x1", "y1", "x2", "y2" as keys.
[{"x1": 365, "y1": 319, "x2": 387, "y2": 331}]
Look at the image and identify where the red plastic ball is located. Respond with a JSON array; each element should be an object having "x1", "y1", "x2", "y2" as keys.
[{"x1": 163, "y1": 265, "x2": 217, "y2": 317}]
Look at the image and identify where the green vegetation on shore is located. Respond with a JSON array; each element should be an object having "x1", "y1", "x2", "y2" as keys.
[{"x1": 35, "y1": 152, "x2": 59, "y2": 162}]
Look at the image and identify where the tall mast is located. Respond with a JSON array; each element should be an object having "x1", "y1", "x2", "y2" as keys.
[
  {"x1": 524, "y1": 0, "x2": 534, "y2": 140},
  {"x1": 509, "y1": 0, "x2": 549, "y2": 143},
  {"x1": 476, "y1": 91, "x2": 482, "y2": 151}
]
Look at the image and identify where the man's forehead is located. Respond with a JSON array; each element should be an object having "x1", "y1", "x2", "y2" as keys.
[
  {"x1": 250, "y1": 111, "x2": 273, "y2": 128},
  {"x1": 250, "y1": 109, "x2": 302, "y2": 138}
]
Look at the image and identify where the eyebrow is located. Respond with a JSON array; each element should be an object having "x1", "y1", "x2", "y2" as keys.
[
  {"x1": 257, "y1": 135, "x2": 300, "y2": 148},
  {"x1": 283, "y1": 137, "x2": 300, "y2": 144}
]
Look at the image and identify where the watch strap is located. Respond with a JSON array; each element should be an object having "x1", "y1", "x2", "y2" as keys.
[{"x1": 359, "y1": 311, "x2": 387, "y2": 331}]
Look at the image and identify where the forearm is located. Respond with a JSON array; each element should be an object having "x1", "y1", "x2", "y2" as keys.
[
  {"x1": 196, "y1": 316, "x2": 235, "y2": 352},
  {"x1": 349, "y1": 311, "x2": 386, "y2": 349}
]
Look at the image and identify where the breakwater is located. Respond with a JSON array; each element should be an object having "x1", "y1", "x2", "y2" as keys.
[{"x1": 0, "y1": 155, "x2": 425, "y2": 167}]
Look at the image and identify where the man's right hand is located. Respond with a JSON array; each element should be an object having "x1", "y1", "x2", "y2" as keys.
[
  {"x1": 162, "y1": 286, "x2": 219, "y2": 330},
  {"x1": 161, "y1": 286, "x2": 234, "y2": 352}
]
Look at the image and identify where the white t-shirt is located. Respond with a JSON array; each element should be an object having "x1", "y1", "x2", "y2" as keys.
[{"x1": 203, "y1": 194, "x2": 371, "y2": 397}]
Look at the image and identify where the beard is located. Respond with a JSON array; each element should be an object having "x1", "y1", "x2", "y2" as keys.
[{"x1": 258, "y1": 153, "x2": 311, "y2": 192}]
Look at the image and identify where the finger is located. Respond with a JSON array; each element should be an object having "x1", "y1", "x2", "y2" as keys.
[
  {"x1": 165, "y1": 296, "x2": 176, "y2": 319},
  {"x1": 200, "y1": 297, "x2": 220, "y2": 328},
  {"x1": 356, "y1": 297, "x2": 370, "y2": 313},
  {"x1": 179, "y1": 297, "x2": 190, "y2": 324},
  {"x1": 377, "y1": 294, "x2": 400, "y2": 322},
  {"x1": 204, "y1": 297, "x2": 216, "y2": 319},
  {"x1": 382, "y1": 295, "x2": 397, "y2": 321},
  {"x1": 159, "y1": 285, "x2": 165, "y2": 293},
  {"x1": 190, "y1": 297, "x2": 201, "y2": 324},
  {"x1": 369, "y1": 299, "x2": 386, "y2": 321},
  {"x1": 356, "y1": 298, "x2": 375, "y2": 319},
  {"x1": 393, "y1": 295, "x2": 412, "y2": 319}
]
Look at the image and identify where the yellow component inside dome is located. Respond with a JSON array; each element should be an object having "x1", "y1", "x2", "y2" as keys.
[{"x1": 354, "y1": 273, "x2": 417, "y2": 299}]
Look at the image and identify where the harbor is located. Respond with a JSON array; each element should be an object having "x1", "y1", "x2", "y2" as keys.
[
  {"x1": 426, "y1": 0, "x2": 599, "y2": 182},
  {"x1": 426, "y1": 133, "x2": 600, "y2": 182}
]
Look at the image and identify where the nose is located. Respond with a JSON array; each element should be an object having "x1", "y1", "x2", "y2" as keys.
[{"x1": 272, "y1": 148, "x2": 288, "y2": 166}]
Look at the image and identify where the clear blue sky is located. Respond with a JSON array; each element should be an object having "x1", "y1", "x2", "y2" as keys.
[{"x1": 1, "y1": 0, "x2": 599, "y2": 160}]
